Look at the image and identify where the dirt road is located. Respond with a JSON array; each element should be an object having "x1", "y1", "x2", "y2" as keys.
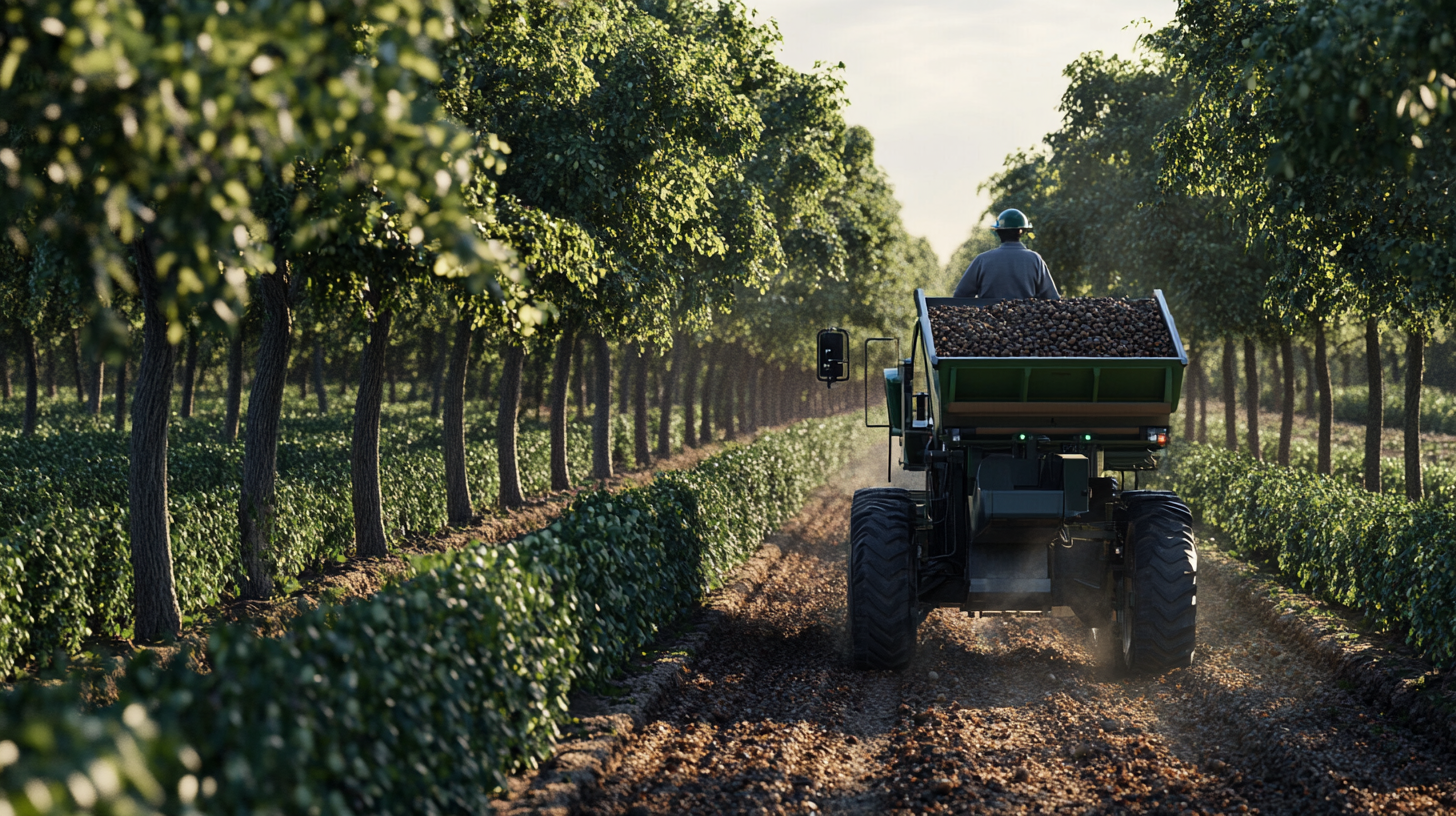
[{"x1": 583, "y1": 442, "x2": 1456, "y2": 816}]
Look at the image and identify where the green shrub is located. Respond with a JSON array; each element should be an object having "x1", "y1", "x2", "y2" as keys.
[
  {"x1": 0, "y1": 400, "x2": 642, "y2": 677},
  {"x1": 0, "y1": 415, "x2": 873, "y2": 813},
  {"x1": 1253, "y1": 434, "x2": 1456, "y2": 502},
  {"x1": 1330, "y1": 383, "x2": 1456, "y2": 436},
  {"x1": 1166, "y1": 442, "x2": 1456, "y2": 667}
]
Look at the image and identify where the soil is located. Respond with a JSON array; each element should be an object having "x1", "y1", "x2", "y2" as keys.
[{"x1": 583, "y1": 439, "x2": 1456, "y2": 816}]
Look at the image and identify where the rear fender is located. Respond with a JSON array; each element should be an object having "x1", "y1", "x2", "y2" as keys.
[{"x1": 884, "y1": 367, "x2": 903, "y2": 437}]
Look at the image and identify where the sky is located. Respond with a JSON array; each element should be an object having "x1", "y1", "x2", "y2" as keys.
[{"x1": 748, "y1": 0, "x2": 1178, "y2": 265}]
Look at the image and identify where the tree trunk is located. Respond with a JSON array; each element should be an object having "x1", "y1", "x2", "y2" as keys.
[
  {"x1": 496, "y1": 341, "x2": 527, "y2": 508},
  {"x1": 1364, "y1": 317, "x2": 1382, "y2": 493},
  {"x1": 1222, "y1": 337, "x2": 1237, "y2": 452},
  {"x1": 633, "y1": 344, "x2": 650, "y2": 468},
  {"x1": 1278, "y1": 336, "x2": 1294, "y2": 467},
  {"x1": 223, "y1": 330, "x2": 243, "y2": 443},
  {"x1": 772, "y1": 367, "x2": 785, "y2": 426},
  {"x1": 741, "y1": 355, "x2": 756, "y2": 432},
  {"x1": 572, "y1": 334, "x2": 588, "y2": 423},
  {"x1": 762, "y1": 359, "x2": 774, "y2": 431},
  {"x1": 780, "y1": 368, "x2": 791, "y2": 423},
  {"x1": 743, "y1": 358, "x2": 757, "y2": 432},
  {"x1": 1316, "y1": 324, "x2": 1333, "y2": 475},
  {"x1": 22, "y1": 331, "x2": 38, "y2": 436},
  {"x1": 443, "y1": 318, "x2": 474, "y2": 525},
  {"x1": 238, "y1": 268, "x2": 293, "y2": 600},
  {"x1": 351, "y1": 295, "x2": 393, "y2": 558},
  {"x1": 127, "y1": 239, "x2": 183, "y2": 641},
  {"x1": 44, "y1": 342, "x2": 56, "y2": 399},
  {"x1": 179, "y1": 330, "x2": 199, "y2": 419},
  {"x1": 1, "y1": 344, "x2": 9, "y2": 400},
  {"x1": 71, "y1": 330, "x2": 86, "y2": 404},
  {"x1": 296, "y1": 346, "x2": 307, "y2": 403},
  {"x1": 721, "y1": 347, "x2": 739, "y2": 441},
  {"x1": 337, "y1": 350, "x2": 349, "y2": 399},
  {"x1": 312, "y1": 345, "x2": 329, "y2": 414},
  {"x1": 1243, "y1": 337, "x2": 1261, "y2": 460},
  {"x1": 411, "y1": 328, "x2": 429, "y2": 402},
  {"x1": 114, "y1": 357, "x2": 128, "y2": 432},
  {"x1": 681, "y1": 341, "x2": 699, "y2": 448},
  {"x1": 768, "y1": 367, "x2": 779, "y2": 425},
  {"x1": 592, "y1": 335, "x2": 613, "y2": 479},
  {"x1": 1197, "y1": 361, "x2": 1208, "y2": 444},
  {"x1": 1405, "y1": 330, "x2": 1424, "y2": 501},
  {"x1": 618, "y1": 344, "x2": 632, "y2": 415},
  {"x1": 549, "y1": 324, "x2": 576, "y2": 492},
  {"x1": 657, "y1": 337, "x2": 682, "y2": 458},
  {"x1": 1302, "y1": 346, "x2": 1317, "y2": 418},
  {"x1": 88, "y1": 356, "x2": 105, "y2": 417},
  {"x1": 579, "y1": 337, "x2": 593, "y2": 422},
  {"x1": 195, "y1": 340, "x2": 211, "y2": 397},
  {"x1": 1268, "y1": 343, "x2": 1281, "y2": 414},
  {"x1": 700, "y1": 343, "x2": 720, "y2": 443}
]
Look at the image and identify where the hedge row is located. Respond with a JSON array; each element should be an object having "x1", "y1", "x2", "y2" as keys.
[
  {"x1": 0, "y1": 408, "x2": 642, "y2": 678},
  {"x1": 1330, "y1": 383, "x2": 1456, "y2": 436},
  {"x1": 1166, "y1": 442, "x2": 1456, "y2": 667},
  {"x1": 1260, "y1": 435, "x2": 1456, "y2": 501},
  {"x1": 0, "y1": 414, "x2": 874, "y2": 814}
]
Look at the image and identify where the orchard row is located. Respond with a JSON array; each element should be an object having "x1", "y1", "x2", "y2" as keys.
[
  {"x1": 968, "y1": 0, "x2": 1453, "y2": 501},
  {"x1": 0, "y1": 1, "x2": 937, "y2": 645}
]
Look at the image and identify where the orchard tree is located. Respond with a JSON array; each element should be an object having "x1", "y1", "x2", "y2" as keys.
[
  {"x1": 442, "y1": 0, "x2": 765, "y2": 481},
  {"x1": 1151, "y1": 0, "x2": 1454, "y2": 494},
  {"x1": 469, "y1": 194, "x2": 594, "y2": 509},
  {"x1": 1, "y1": 0, "x2": 513, "y2": 637},
  {"x1": 728, "y1": 125, "x2": 939, "y2": 421},
  {"x1": 983, "y1": 51, "x2": 1278, "y2": 459}
]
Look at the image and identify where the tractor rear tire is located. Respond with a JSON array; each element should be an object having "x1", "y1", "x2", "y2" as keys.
[
  {"x1": 848, "y1": 487, "x2": 918, "y2": 671},
  {"x1": 1118, "y1": 490, "x2": 1197, "y2": 673}
]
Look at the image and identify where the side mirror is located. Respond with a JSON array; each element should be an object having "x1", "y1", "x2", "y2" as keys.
[{"x1": 816, "y1": 328, "x2": 849, "y2": 385}]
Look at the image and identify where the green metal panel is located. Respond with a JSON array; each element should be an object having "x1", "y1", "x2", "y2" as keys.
[
  {"x1": 952, "y1": 367, "x2": 1023, "y2": 401},
  {"x1": 917, "y1": 289, "x2": 1187, "y2": 421},
  {"x1": 1027, "y1": 367, "x2": 1097, "y2": 401},
  {"x1": 932, "y1": 358, "x2": 1182, "y2": 407},
  {"x1": 884, "y1": 368, "x2": 903, "y2": 437},
  {"x1": 1094, "y1": 366, "x2": 1167, "y2": 402}
]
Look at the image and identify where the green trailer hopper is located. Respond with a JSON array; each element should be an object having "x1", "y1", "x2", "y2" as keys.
[
  {"x1": 889, "y1": 289, "x2": 1186, "y2": 471},
  {"x1": 836, "y1": 289, "x2": 1198, "y2": 676}
]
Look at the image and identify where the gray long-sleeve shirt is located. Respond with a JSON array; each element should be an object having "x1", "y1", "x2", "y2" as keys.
[{"x1": 951, "y1": 241, "x2": 1060, "y2": 300}]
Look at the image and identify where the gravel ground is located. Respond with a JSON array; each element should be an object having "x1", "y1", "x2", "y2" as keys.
[{"x1": 583, "y1": 440, "x2": 1456, "y2": 816}]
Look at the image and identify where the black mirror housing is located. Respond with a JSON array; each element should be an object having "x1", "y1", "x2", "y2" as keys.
[{"x1": 817, "y1": 328, "x2": 850, "y2": 384}]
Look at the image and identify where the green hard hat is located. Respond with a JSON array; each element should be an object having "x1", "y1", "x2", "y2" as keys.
[{"x1": 992, "y1": 208, "x2": 1033, "y2": 230}]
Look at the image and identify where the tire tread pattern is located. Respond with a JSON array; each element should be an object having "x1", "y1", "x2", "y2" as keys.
[
  {"x1": 848, "y1": 487, "x2": 917, "y2": 671},
  {"x1": 1122, "y1": 490, "x2": 1198, "y2": 672}
]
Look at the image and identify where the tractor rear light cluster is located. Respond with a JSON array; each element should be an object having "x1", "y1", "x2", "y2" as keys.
[{"x1": 1145, "y1": 427, "x2": 1169, "y2": 447}]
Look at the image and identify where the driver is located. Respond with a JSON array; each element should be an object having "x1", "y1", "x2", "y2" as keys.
[{"x1": 952, "y1": 209, "x2": 1060, "y2": 300}]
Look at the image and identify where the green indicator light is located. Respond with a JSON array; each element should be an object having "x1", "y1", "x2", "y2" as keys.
[
  {"x1": 1082, "y1": 433, "x2": 1093, "y2": 441},
  {"x1": 1018, "y1": 433, "x2": 1028, "y2": 441}
]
